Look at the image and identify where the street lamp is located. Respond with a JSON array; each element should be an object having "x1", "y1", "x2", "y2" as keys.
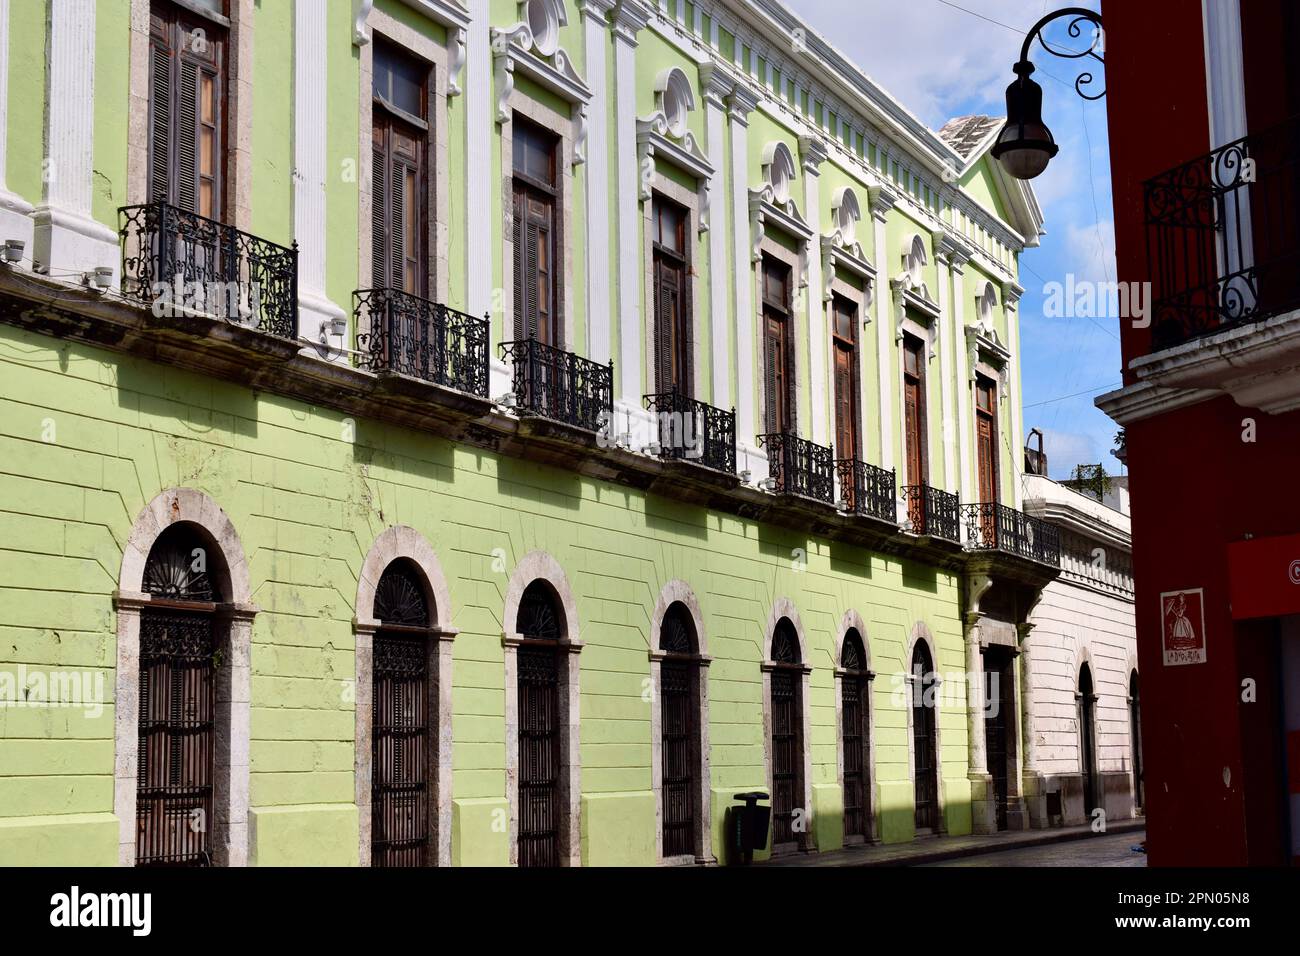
[{"x1": 991, "y1": 7, "x2": 1104, "y2": 181}]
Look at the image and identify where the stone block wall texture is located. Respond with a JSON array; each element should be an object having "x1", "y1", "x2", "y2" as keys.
[{"x1": 0, "y1": 325, "x2": 973, "y2": 864}]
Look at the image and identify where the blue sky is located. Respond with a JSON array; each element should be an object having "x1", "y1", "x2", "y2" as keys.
[{"x1": 786, "y1": 0, "x2": 1121, "y2": 480}]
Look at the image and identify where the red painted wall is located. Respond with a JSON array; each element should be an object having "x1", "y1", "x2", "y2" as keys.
[{"x1": 1103, "y1": 0, "x2": 1300, "y2": 864}]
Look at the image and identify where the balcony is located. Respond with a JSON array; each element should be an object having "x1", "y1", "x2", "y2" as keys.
[
  {"x1": 354, "y1": 288, "x2": 489, "y2": 397},
  {"x1": 758, "y1": 433, "x2": 835, "y2": 503},
  {"x1": 643, "y1": 390, "x2": 736, "y2": 474},
  {"x1": 961, "y1": 501, "x2": 1061, "y2": 567},
  {"x1": 120, "y1": 201, "x2": 297, "y2": 339},
  {"x1": 1145, "y1": 115, "x2": 1300, "y2": 351},
  {"x1": 901, "y1": 483, "x2": 960, "y2": 542},
  {"x1": 836, "y1": 459, "x2": 896, "y2": 523},
  {"x1": 500, "y1": 338, "x2": 612, "y2": 433}
]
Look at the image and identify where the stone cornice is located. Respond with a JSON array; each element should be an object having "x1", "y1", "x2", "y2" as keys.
[
  {"x1": 726, "y1": 82, "x2": 762, "y2": 122},
  {"x1": 699, "y1": 61, "x2": 735, "y2": 108},
  {"x1": 579, "y1": 0, "x2": 618, "y2": 18},
  {"x1": 868, "y1": 184, "x2": 898, "y2": 223},
  {"x1": 931, "y1": 228, "x2": 975, "y2": 268},
  {"x1": 797, "y1": 133, "x2": 828, "y2": 173},
  {"x1": 1094, "y1": 380, "x2": 1218, "y2": 426},
  {"x1": 611, "y1": 0, "x2": 653, "y2": 42}
]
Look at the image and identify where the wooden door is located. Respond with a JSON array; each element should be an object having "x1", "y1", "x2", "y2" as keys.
[
  {"x1": 975, "y1": 377, "x2": 999, "y2": 542},
  {"x1": 984, "y1": 652, "x2": 1011, "y2": 831},
  {"x1": 832, "y1": 295, "x2": 858, "y2": 461},
  {"x1": 762, "y1": 258, "x2": 793, "y2": 435},
  {"x1": 841, "y1": 630, "x2": 870, "y2": 840},
  {"x1": 372, "y1": 632, "x2": 429, "y2": 866},
  {"x1": 652, "y1": 195, "x2": 691, "y2": 396},
  {"x1": 911, "y1": 643, "x2": 938, "y2": 832}
]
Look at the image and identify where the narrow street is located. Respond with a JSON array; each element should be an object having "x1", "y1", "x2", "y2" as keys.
[{"x1": 922, "y1": 830, "x2": 1146, "y2": 867}]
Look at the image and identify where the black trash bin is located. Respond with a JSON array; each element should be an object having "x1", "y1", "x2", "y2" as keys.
[{"x1": 726, "y1": 791, "x2": 771, "y2": 865}]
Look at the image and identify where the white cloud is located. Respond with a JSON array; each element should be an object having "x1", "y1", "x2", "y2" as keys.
[{"x1": 1038, "y1": 427, "x2": 1101, "y2": 479}]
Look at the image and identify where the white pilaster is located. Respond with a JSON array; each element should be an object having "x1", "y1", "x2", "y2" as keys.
[
  {"x1": 1004, "y1": 280, "x2": 1026, "y2": 509},
  {"x1": 933, "y1": 230, "x2": 964, "y2": 495},
  {"x1": 467, "y1": 0, "x2": 505, "y2": 397},
  {"x1": 799, "y1": 135, "x2": 828, "y2": 447},
  {"x1": 701, "y1": 64, "x2": 733, "y2": 409},
  {"x1": 952, "y1": 257, "x2": 973, "y2": 504},
  {"x1": 728, "y1": 84, "x2": 761, "y2": 454},
  {"x1": 0, "y1": 0, "x2": 34, "y2": 263},
  {"x1": 612, "y1": 0, "x2": 653, "y2": 408},
  {"x1": 33, "y1": 0, "x2": 118, "y2": 282},
  {"x1": 294, "y1": 0, "x2": 346, "y2": 348},
  {"x1": 869, "y1": 185, "x2": 897, "y2": 472},
  {"x1": 581, "y1": 0, "x2": 615, "y2": 366}
]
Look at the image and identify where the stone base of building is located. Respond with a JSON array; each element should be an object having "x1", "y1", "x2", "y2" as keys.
[{"x1": 1022, "y1": 771, "x2": 1140, "y2": 829}]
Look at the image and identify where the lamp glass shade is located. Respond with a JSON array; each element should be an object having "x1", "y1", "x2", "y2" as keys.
[{"x1": 991, "y1": 70, "x2": 1059, "y2": 180}]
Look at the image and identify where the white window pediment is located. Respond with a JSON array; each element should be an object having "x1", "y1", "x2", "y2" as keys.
[
  {"x1": 967, "y1": 281, "x2": 1009, "y2": 381},
  {"x1": 491, "y1": 0, "x2": 591, "y2": 164},
  {"x1": 822, "y1": 186, "x2": 874, "y2": 304},
  {"x1": 749, "y1": 141, "x2": 812, "y2": 284},
  {"x1": 891, "y1": 235, "x2": 940, "y2": 357},
  {"x1": 637, "y1": 67, "x2": 714, "y2": 232}
]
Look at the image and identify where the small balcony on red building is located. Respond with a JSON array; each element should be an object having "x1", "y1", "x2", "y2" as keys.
[{"x1": 1135, "y1": 115, "x2": 1300, "y2": 413}]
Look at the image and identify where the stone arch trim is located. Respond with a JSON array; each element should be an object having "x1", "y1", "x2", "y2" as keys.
[
  {"x1": 114, "y1": 488, "x2": 255, "y2": 867},
  {"x1": 763, "y1": 596, "x2": 806, "y2": 662},
  {"x1": 502, "y1": 550, "x2": 583, "y2": 866},
  {"x1": 760, "y1": 596, "x2": 814, "y2": 852},
  {"x1": 647, "y1": 580, "x2": 713, "y2": 863},
  {"x1": 354, "y1": 526, "x2": 458, "y2": 867},
  {"x1": 902, "y1": 620, "x2": 948, "y2": 835},
  {"x1": 833, "y1": 609, "x2": 877, "y2": 843}
]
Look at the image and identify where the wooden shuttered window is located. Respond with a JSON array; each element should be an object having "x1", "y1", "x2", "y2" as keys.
[
  {"x1": 372, "y1": 42, "x2": 429, "y2": 295},
  {"x1": 903, "y1": 334, "x2": 926, "y2": 485},
  {"x1": 512, "y1": 120, "x2": 561, "y2": 345},
  {"x1": 975, "y1": 376, "x2": 998, "y2": 504},
  {"x1": 148, "y1": 2, "x2": 225, "y2": 218},
  {"x1": 831, "y1": 294, "x2": 859, "y2": 460},
  {"x1": 761, "y1": 257, "x2": 794, "y2": 435},
  {"x1": 652, "y1": 195, "x2": 692, "y2": 395}
]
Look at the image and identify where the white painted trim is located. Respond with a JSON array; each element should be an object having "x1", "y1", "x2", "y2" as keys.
[
  {"x1": 870, "y1": 187, "x2": 897, "y2": 474},
  {"x1": 33, "y1": 0, "x2": 118, "y2": 282},
  {"x1": 702, "y1": 66, "x2": 733, "y2": 407},
  {"x1": 1201, "y1": 0, "x2": 1252, "y2": 281},
  {"x1": 0, "y1": 0, "x2": 33, "y2": 264},
  {"x1": 730, "y1": 88, "x2": 759, "y2": 450},
  {"x1": 466, "y1": 0, "x2": 492, "y2": 321},
  {"x1": 582, "y1": 2, "x2": 613, "y2": 364},
  {"x1": 295, "y1": 2, "x2": 347, "y2": 348},
  {"x1": 613, "y1": 10, "x2": 647, "y2": 408},
  {"x1": 802, "y1": 147, "x2": 827, "y2": 445}
]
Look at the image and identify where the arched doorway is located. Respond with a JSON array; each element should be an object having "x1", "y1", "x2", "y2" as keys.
[
  {"x1": 840, "y1": 628, "x2": 872, "y2": 842},
  {"x1": 769, "y1": 617, "x2": 805, "y2": 852},
  {"x1": 516, "y1": 580, "x2": 565, "y2": 867},
  {"x1": 370, "y1": 559, "x2": 433, "y2": 867},
  {"x1": 911, "y1": 640, "x2": 940, "y2": 834},
  {"x1": 136, "y1": 523, "x2": 224, "y2": 866},
  {"x1": 659, "y1": 602, "x2": 701, "y2": 859},
  {"x1": 1129, "y1": 670, "x2": 1143, "y2": 813},
  {"x1": 1079, "y1": 663, "x2": 1099, "y2": 815}
]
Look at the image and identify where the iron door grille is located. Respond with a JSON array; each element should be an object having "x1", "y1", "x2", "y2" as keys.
[
  {"x1": 771, "y1": 668, "x2": 801, "y2": 849},
  {"x1": 912, "y1": 676, "x2": 939, "y2": 832},
  {"x1": 842, "y1": 675, "x2": 868, "y2": 839},
  {"x1": 372, "y1": 631, "x2": 429, "y2": 867},
  {"x1": 985, "y1": 663, "x2": 1009, "y2": 831},
  {"x1": 660, "y1": 659, "x2": 695, "y2": 858},
  {"x1": 518, "y1": 642, "x2": 561, "y2": 867},
  {"x1": 136, "y1": 608, "x2": 215, "y2": 866}
]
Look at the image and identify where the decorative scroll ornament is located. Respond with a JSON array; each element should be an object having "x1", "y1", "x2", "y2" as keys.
[
  {"x1": 821, "y1": 186, "x2": 875, "y2": 307},
  {"x1": 447, "y1": 27, "x2": 467, "y2": 96},
  {"x1": 891, "y1": 236, "x2": 940, "y2": 360},
  {"x1": 636, "y1": 112, "x2": 713, "y2": 232},
  {"x1": 491, "y1": 5, "x2": 591, "y2": 166}
]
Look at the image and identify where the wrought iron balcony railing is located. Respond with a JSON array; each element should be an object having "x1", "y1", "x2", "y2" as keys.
[
  {"x1": 901, "y1": 483, "x2": 960, "y2": 542},
  {"x1": 836, "y1": 459, "x2": 896, "y2": 523},
  {"x1": 1145, "y1": 114, "x2": 1300, "y2": 350},
  {"x1": 354, "y1": 288, "x2": 489, "y2": 397},
  {"x1": 643, "y1": 390, "x2": 736, "y2": 474},
  {"x1": 758, "y1": 433, "x2": 835, "y2": 503},
  {"x1": 120, "y1": 201, "x2": 297, "y2": 339},
  {"x1": 500, "y1": 338, "x2": 612, "y2": 433},
  {"x1": 961, "y1": 501, "x2": 1061, "y2": 566}
]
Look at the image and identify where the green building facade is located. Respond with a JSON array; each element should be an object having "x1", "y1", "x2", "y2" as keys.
[{"x1": 0, "y1": 0, "x2": 1058, "y2": 866}]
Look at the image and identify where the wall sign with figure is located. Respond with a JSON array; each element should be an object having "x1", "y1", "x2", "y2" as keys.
[{"x1": 1160, "y1": 588, "x2": 1207, "y2": 666}]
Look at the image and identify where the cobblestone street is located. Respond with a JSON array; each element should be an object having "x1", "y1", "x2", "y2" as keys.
[{"x1": 922, "y1": 830, "x2": 1147, "y2": 867}]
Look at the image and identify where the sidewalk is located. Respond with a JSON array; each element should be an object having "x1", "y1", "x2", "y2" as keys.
[{"x1": 759, "y1": 818, "x2": 1147, "y2": 867}]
